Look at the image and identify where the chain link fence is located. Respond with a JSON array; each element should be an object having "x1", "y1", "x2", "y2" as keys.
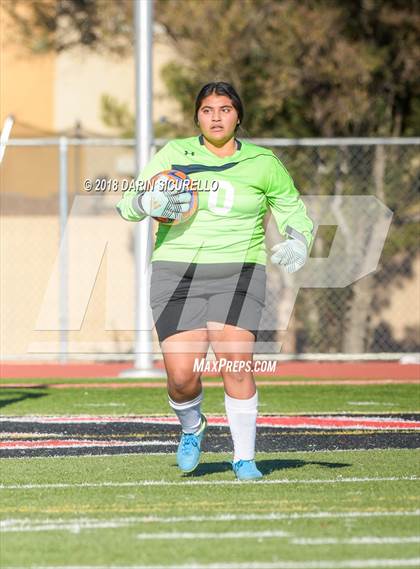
[
  {"x1": 262, "y1": 141, "x2": 419, "y2": 356},
  {"x1": 1, "y1": 138, "x2": 419, "y2": 360}
]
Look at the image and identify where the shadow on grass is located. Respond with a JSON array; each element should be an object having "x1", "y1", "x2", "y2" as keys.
[
  {"x1": 183, "y1": 461, "x2": 233, "y2": 477},
  {"x1": 177, "y1": 458, "x2": 351, "y2": 478},
  {"x1": 257, "y1": 459, "x2": 351, "y2": 475},
  {"x1": 0, "y1": 389, "x2": 48, "y2": 410}
]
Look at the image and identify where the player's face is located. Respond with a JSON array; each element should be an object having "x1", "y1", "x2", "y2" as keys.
[{"x1": 197, "y1": 94, "x2": 239, "y2": 145}]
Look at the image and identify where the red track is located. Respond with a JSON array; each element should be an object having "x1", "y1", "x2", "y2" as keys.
[
  {"x1": 1, "y1": 361, "x2": 419, "y2": 379},
  {"x1": 1, "y1": 378, "x2": 419, "y2": 388},
  {"x1": 1, "y1": 414, "x2": 419, "y2": 430}
]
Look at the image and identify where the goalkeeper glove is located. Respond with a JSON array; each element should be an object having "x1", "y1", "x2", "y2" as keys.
[
  {"x1": 133, "y1": 187, "x2": 192, "y2": 220},
  {"x1": 270, "y1": 237, "x2": 308, "y2": 273}
]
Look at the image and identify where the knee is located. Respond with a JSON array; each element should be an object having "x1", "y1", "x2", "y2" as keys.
[
  {"x1": 220, "y1": 360, "x2": 252, "y2": 384},
  {"x1": 222, "y1": 371, "x2": 250, "y2": 384},
  {"x1": 168, "y1": 370, "x2": 200, "y2": 394}
]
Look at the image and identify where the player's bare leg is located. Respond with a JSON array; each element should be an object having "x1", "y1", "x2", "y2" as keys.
[
  {"x1": 161, "y1": 328, "x2": 209, "y2": 402},
  {"x1": 207, "y1": 322, "x2": 256, "y2": 398},
  {"x1": 161, "y1": 329, "x2": 210, "y2": 472},
  {"x1": 208, "y1": 322, "x2": 262, "y2": 479}
]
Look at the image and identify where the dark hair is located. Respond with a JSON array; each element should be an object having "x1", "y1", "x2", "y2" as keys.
[{"x1": 194, "y1": 82, "x2": 244, "y2": 128}]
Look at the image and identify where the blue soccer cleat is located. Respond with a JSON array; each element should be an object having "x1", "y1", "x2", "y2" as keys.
[
  {"x1": 232, "y1": 459, "x2": 263, "y2": 481},
  {"x1": 176, "y1": 414, "x2": 207, "y2": 473}
]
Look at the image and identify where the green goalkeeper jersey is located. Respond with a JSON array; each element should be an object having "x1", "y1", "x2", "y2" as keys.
[{"x1": 116, "y1": 135, "x2": 313, "y2": 265}]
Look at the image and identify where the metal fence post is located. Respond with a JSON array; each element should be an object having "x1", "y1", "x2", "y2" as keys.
[
  {"x1": 59, "y1": 136, "x2": 68, "y2": 363},
  {"x1": 120, "y1": 0, "x2": 164, "y2": 377}
]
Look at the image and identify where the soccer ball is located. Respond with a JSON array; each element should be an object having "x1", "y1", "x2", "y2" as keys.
[{"x1": 149, "y1": 169, "x2": 198, "y2": 225}]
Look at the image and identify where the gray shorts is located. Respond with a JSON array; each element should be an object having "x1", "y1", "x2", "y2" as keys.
[{"x1": 150, "y1": 261, "x2": 266, "y2": 342}]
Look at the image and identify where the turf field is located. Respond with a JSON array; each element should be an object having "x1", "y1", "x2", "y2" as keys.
[{"x1": 1, "y1": 373, "x2": 419, "y2": 568}]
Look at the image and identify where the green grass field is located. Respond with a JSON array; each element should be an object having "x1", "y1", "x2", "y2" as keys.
[
  {"x1": 1, "y1": 377, "x2": 419, "y2": 568},
  {"x1": 1, "y1": 379, "x2": 418, "y2": 415}
]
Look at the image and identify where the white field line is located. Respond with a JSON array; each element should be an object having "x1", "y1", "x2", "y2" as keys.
[
  {"x1": 0, "y1": 440, "x2": 177, "y2": 450},
  {"x1": 134, "y1": 532, "x2": 420, "y2": 543},
  {"x1": 1, "y1": 451, "x2": 178, "y2": 460},
  {"x1": 136, "y1": 530, "x2": 290, "y2": 540},
  {"x1": 292, "y1": 537, "x2": 420, "y2": 545},
  {"x1": 0, "y1": 475, "x2": 418, "y2": 490},
  {"x1": 2, "y1": 558, "x2": 420, "y2": 568},
  {"x1": 75, "y1": 404, "x2": 127, "y2": 407},
  {"x1": 347, "y1": 402, "x2": 397, "y2": 407},
  {"x1": 2, "y1": 414, "x2": 419, "y2": 428},
  {"x1": 3, "y1": 446, "x2": 417, "y2": 461},
  {"x1": 2, "y1": 510, "x2": 420, "y2": 533},
  {"x1": 1, "y1": 519, "x2": 128, "y2": 532}
]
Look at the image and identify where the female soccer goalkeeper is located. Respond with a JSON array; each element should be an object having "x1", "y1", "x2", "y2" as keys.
[{"x1": 116, "y1": 82, "x2": 313, "y2": 480}]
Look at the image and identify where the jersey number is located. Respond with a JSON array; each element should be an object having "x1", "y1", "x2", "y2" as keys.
[{"x1": 207, "y1": 181, "x2": 235, "y2": 215}]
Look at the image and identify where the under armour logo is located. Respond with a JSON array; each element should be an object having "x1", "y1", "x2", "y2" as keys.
[{"x1": 184, "y1": 150, "x2": 195, "y2": 156}]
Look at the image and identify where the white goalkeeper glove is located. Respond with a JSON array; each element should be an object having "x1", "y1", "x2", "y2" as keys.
[
  {"x1": 270, "y1": 237, "x2": 308, "y2": 273},
  {"x1": 133, "y1": 185, "x2": 191, "y2": 220}
]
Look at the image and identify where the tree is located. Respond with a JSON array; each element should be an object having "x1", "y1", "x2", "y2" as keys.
[
  {"x1": 5, "y1": 0, "x2": 419, "y2": 353},
  {"x1": 155, "y1": 0, "x2": 420, "y2": 137},
  {"x1": 6, "y1": 0, "x2": 419, "y2": 136},
  {"x1": 3, "y1": 0, "x2": 132, "y2": 55}
]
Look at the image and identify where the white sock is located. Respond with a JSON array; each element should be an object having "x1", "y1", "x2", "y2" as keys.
[
  {"x1": 224, "y1": 391, "x2": 258, "y2": 463},
  {"x1": 168, "y1": 392, "x2": 203, "y2": 434}
]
